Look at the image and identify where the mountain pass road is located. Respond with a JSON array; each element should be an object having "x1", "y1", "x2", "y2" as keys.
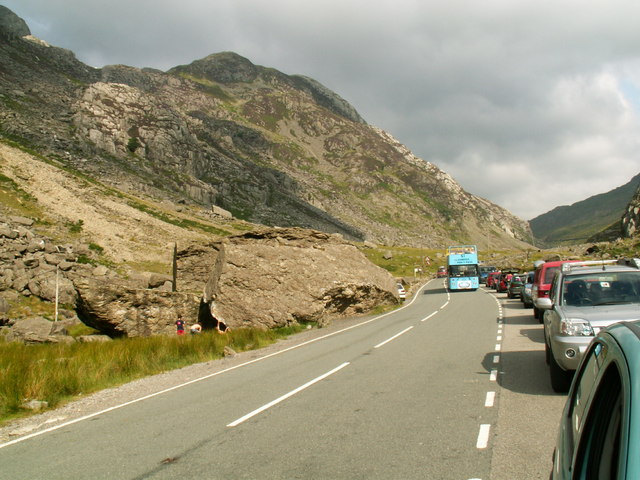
[{"x1": 0, "y1": 279, "x2": 566, "y2": 479}]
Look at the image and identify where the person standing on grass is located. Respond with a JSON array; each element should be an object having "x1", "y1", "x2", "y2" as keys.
[{"x1": 175, "y1": 317, "x2": 186, "y2": 335}]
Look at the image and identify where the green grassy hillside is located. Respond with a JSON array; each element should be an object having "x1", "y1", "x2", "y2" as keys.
[{"x1": 530, "y1": 173, "x2": 640, "y2": 246}]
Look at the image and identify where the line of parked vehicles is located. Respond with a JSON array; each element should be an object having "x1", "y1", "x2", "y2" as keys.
[{"x1": 483, "y1": 258, "x2": 640, "y2": 478}]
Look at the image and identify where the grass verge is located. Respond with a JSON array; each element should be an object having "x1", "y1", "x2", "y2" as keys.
[{"x1": 0, "y1": 325, "x2": 304, "y2": 426}]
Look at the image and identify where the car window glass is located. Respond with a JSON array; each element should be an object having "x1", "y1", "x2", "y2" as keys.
[
  {"x1": 544, "y1": 266, "x2": 559, "y2": 284},
  {"x1": 569, "y1": 342, "x2": 607, "y2": 443},
  {"x1": 549, "y1": 272, "x2": 560, "y2": 301},
  {"x1": 575, "y1": 364, "x2": 622, "y2": 480}
]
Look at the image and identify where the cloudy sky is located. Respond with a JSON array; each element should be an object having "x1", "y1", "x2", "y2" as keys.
[{"x1": 4, "y1": 0, "x2": 640, "y2": 220}]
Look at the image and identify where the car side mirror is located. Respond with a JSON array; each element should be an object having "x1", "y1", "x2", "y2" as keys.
[{"x1": 537, "y1": 297, "x2": 553, "y2": 310}]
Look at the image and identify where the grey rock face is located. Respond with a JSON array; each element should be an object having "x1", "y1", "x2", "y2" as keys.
[
  {"x1": 200, "y1": 227, "x2": 398, "y2": 329},
  {"x1": 622, "y1": 186, "x2": 640, "y2": 237},
  {"x1": 0, "y1": 6, "x2": 30, "y2": 38}
]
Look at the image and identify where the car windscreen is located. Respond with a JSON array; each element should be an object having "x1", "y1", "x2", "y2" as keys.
[
  {"x1": 449, "y1": 264, "x2": 479, "y2": 277},
  {"x1": 562, "y1": 271, "x2": 640, "y2": 306}
]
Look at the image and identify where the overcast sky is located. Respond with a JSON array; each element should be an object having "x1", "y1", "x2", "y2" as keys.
[{"x1": 4, "y1": 0, "x2": 640, "y2": 220}]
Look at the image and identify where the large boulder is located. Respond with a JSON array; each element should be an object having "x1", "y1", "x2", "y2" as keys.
[
  {"x1": 74, "y1": 277, "x2": 200, "y2": 337},
  {"x1": 200, "y1": 227, "x2": 398, "y2": 329}
]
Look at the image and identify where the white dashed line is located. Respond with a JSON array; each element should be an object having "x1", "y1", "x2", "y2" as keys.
[
  {"x1": 227, "y1": 362, "x2": 350, "y2": 427},
  {"x1": 477, "y1": 424, "x2": 491, "y2": 449},
  {"x1": 374, "y1": 326, "x2": 414, "y2": 349},
  {"x1": 485, "y1": 391, "x2": 495, "y2": 407},
  {"x1": 421, "y1": 311, "x2": 438, "y2": 322}
]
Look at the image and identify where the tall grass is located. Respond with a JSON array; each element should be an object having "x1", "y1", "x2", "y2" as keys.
[{"x1": 0, "y1": 326, "x2": 302, "y2": 424}]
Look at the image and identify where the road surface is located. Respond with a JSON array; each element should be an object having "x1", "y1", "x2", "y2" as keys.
[{"x1": 0, "y1": 279, "x2": 566, "y2": 479}]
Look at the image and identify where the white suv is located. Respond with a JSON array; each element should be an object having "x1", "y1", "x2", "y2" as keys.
[{"x1": 539, "y1": 259, "x2": 640, "y2": 392}]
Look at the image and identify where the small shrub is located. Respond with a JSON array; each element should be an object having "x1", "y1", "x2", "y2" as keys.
[
  {"x1": 127, "y1": 137, "x2": 140, "y2": 153},
  {"x1": 67, "y1": 219, "x2": 84, "y2": 233},
  {"x1": 88, "y1": 243, "x2": 104, "y2": 254}
]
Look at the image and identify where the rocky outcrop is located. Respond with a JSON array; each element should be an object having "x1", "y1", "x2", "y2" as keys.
[
  {"x1": 0, "y1": 5, "x2": 30, "y2": 39},
  {"x1": 0, "y1": 215, "x2": 83, "y2": 313},
  {"x1": 74, "y1": 278, "x2": 200, "y2": 337},
  {"x1": 622, "y1": 185, "x2": 640, "y2": 238},
  {"x1": 200, "y1": 228, "x2": 399, "y2": 329},
  {"x1": 53, "y1": 227, "x2": 399, "y2": 337},
  {"x1": 0, "y1": 6, "x2": 532, "y2": 249}
]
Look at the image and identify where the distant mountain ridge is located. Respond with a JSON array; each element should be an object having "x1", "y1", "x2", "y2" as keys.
[
  {"x1": 529, "y1": 173, "x2": 640, "y2": 246},
  {"x1": 0, "y1": 6, "x2": 532, "y2": 249}
]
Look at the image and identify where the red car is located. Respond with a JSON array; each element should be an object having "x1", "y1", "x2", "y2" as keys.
[
  {"x1": 436, "y1": 266, "x2": 447, "y2": 278},
  {"x1": 486, "y1": 271, "x2": 501, "y2": 289},
  {"x1": 532, "y1": 259, "x2": 580, "y2": 321}
]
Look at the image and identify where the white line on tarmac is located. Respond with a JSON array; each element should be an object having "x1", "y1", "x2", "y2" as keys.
[
  {"x1": 485, "y1": 391, "x2": 496, "y2": 407},
  {"x1": 374, "y1": 326, "x2": 414, "y2": 349},
  {"x1": 477, "y1": 424, "x2": 491, "y2": 449},
  {"x1": 421, "y1": 311, "x2": 438, "y2": 322},
  {"x1": 227, "y1": 362, "x2": 350, "y2": 427}
]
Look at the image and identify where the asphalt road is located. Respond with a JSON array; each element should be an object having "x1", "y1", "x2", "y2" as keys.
[{"x1": 0, "y1": 280, "x2": 567, "y2": 479}]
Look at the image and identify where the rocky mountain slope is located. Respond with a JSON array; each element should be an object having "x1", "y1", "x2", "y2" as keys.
[
  {"x1": 530, "y1": 173, "x2": 640, "y2": 246},
  {"x1": 0, "y1": 6, "x2": 532, "y2": 250}
]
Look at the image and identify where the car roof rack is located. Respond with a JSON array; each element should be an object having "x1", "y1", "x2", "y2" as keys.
[
  {"x1": 561, "y1": 260, "x2": 617, "y2": 273},
  {"x1": 561, "y1": 258, "x2": 640, "y2": 273},
  {"x1": 617, "y1": 258, "x2": 640, "y2": 269}
]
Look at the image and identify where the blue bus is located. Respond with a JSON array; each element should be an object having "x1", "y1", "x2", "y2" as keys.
[{"x1": 447, "y1": 245, "x2": 480, "y2": 291}]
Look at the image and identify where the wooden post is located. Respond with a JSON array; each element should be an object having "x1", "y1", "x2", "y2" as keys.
[{"x1": 172, "y1": 242, "x2": 177, "y2": 292}]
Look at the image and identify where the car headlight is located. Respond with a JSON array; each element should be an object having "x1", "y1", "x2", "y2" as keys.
[{"x1": 560, "y1": 318, "x2": 594, "y2": 336}]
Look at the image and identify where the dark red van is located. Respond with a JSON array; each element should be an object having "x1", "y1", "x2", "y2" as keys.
[{"x1": 531, "y1": 259, "x2": 580, "y2": 321}]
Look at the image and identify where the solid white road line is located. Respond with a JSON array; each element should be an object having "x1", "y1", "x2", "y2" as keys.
[
  {"x1": 227, "y1": 362, "x2": 350, "y2": 427},
  {"x1": 374, "y1": 326, "x2": 414, "y2": 349},
  {"x1": 477, "y1": 424, "x2": 491, "y2": 449}
]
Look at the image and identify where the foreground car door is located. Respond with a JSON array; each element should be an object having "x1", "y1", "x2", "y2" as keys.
[{"x1": 552, "y1": 335, "x2": 630, "y2": 479}]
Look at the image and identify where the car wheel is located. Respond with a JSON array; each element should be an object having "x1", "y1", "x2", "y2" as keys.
[
  {"x1": 549, "y1": 349, "x2": 572, "y2": 393},
  {"x1": 544, "y1": 336, "x2": 550, "y2": 365},
  {"x1": 534, "y1": 307, "x2": 543, "y2": 323}
]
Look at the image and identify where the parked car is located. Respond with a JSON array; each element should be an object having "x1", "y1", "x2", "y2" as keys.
[
  {"x1": 496, "y1": 270, "x2": 518, "y2": 293},
  {"x1": 532, "y1": 259, "x2": 580, "y2": 322},
  {"x1": 551, "y1": 319, "x2": 640, "y2": 479},
  {"x1": 540, "y1": 259, "x2": 640, "y2": 392},
  {"x1": 506, "y1": 274, "x2": 526, "y2": 299},
  {"x1": 436, "y1": 266, "x2": 447, "y2": 278},
  {"x1": 479, "y1": 265, "x2": 497, "y2": 284},
  {"x1": 520, "y1": 271, "x2": 535, "y2": 308},
  {"x1": 486, "y1": 271, "x2": 501, "y2": 289},
  {"x1": 397, "y1": 283, "x2": 406, "y2": 300}
]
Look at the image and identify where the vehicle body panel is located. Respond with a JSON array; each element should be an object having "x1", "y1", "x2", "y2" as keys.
[{"x1": 552, "y1": 320, "x2": 640, "y2": 478}]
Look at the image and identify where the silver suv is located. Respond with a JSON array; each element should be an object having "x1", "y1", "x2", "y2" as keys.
[{"x1": 539, "y1": 259, "x2": 640, "y2": 392}]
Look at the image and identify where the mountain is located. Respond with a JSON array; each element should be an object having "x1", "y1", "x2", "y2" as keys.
[
  {"x1": 529, "y1": 173, "x2": 640, "y2": 246},
  {"x1": 0, "y1": 6, "x2": 532, "y2": 249}
]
